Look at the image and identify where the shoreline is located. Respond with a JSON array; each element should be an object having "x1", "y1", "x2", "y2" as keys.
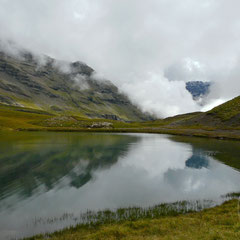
[
  {"x1": 23, "y1": 198, "x2": 240, "y2": 240},
  {"x1": 14, "y1": 127, "x2": 240, "y2": 141}
]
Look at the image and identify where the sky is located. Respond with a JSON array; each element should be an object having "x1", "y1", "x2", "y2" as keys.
[{"x1": 0, "y1": 0, "x2": 240, "y2": 117}]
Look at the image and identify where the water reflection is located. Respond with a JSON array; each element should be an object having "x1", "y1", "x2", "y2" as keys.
[
  {"x1": 0, "y1": 132, "x2": 139, "y2": 202},
  {"x1": 185, "y1": 150, "x2": 209, "y2": 169},
  {"x1": 0, "y1": 132, "x2": 240, "y2": 239},
  {"x1": 170, "y1": 135, "x2": 240, "y2": 171}
]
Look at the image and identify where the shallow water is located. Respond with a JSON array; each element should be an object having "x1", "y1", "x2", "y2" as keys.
[{"x1": 0, "y1": 132, "x2": 240, "y2": 239}]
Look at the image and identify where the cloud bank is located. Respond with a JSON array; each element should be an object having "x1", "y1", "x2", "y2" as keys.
[{"x1": 0, "y1": 0, "x2": 240, "y2": 117}]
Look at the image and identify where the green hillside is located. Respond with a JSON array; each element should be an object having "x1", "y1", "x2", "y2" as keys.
[
  {"x1": 0, "y1": 52, "x2": 151, "y2": 122},
  {"x1": 0, "y1": 103, "x2": 138, "y2": 131},
  {"x1": 208, "y1": 96, "x2": 240, "y2": 122},
  {"x1": 167, "y1": 96, "x2": 240, "y2": 129}
]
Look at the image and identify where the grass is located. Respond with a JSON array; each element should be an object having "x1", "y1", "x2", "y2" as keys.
[
  {"x1": 140, "y1": 112, "x2": 202, "y2": 127},
  {"x1": 24, "y1": 199, "x2": 240, "y2": 240},
  {"x1": 209, "y1": 96, "x2": 240, "y2": 121},
  {"x1": 2, "y1": 103, "x2": 240, "y2": 141},
  {"x1": 0, "y1": 104, "x2": 51, "y2": 131}
]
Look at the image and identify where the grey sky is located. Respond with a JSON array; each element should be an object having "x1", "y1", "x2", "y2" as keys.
[{"x1": 0, "y1": 0, "x2": 239, "y2": 117}]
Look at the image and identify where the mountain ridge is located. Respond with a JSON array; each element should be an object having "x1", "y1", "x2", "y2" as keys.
[{"x1": 0, "y1": 51, "x2": 152, "y2": 121}]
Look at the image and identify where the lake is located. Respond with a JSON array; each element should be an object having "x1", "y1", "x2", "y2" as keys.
[{"x1": 0, "y1": 132, "x2": 240, "y2": 239}]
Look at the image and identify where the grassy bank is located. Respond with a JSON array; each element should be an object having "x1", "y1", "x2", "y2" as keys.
[
  {"x1": 16, "y1": 127, "x2": 240, "y2": 142},
  {"x1": 25, "y1": 199, "x2": 240, "y2": 240},
  {"x1": 2, "y1": 104, "x2": 240, "y2": 141}
]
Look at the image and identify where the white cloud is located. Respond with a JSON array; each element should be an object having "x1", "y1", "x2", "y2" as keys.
[
  {"x1": 0, "y1": 0, "x2": 240, "y2": 117},
  {"x1": 121, "y1": 72, "x2": 199, "y2": 117}
]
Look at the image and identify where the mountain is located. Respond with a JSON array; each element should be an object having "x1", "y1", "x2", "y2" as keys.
[
  {"x1": 170, "y1": 96, "x2": 240, "y2": 128},
  {"x1": 186, "y1": 81, "x2": 211, "y2": 99},
  {"x1": 0, "y1": 51, "x2": 151, "y2": 121}
]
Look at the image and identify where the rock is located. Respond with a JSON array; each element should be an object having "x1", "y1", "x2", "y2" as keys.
[
  {"x1": 101, "y1": 114, "x2": 121, "y2": 121},
  {"x1": 186, "y1": 81, "x2": 211, "y2": 99},
  {"x1": 89, "y1": 122, "x2": 113, "y2": 128}
]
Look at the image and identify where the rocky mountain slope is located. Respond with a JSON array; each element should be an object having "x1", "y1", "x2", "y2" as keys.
[
  {"x1": 170, "y1": 96, "x2": 240, "y2": 128},
  {"x1": 0, "y1": 52, "x2": 151, "y2": 121}
]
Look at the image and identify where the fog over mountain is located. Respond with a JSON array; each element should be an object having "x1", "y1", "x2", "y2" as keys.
[{"x1": 0, "y1": 0, "x2": 240, "y2": 117}]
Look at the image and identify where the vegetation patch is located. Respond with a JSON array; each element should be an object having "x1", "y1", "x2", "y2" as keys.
[
  {"x1": 209, "y1": 96, "x2": 240, "y2": 121},
  {"x1": 24, "y1": 199, "x2": 240, "y2": 240}
]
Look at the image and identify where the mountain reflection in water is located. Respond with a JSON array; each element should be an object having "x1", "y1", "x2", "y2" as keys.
[
  {"x1": 0, "y1": 132, "x2": 240, "y2": 240},
  {"x1": 185, "y1": 150, "x2": 209, "y2": 169},
  {"x1": 0, "y1": 132, "x2": 139, "y2": 202}
]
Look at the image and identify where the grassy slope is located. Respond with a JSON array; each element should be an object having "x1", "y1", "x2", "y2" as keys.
[
  {"x1": 0, "y1": 103, "x2": 138, "y2": 131},
  {"x1": 140, "y1": 112, "x2": 202, "y2": 127},
  {"x1": 172, "y1": 96, "x2": 240, "y2": 130},
  {"x1": 209, "y1": 96, "x2": 240, "y2": 121},
  {"x1": 0, "y1": 104, "x2": 51, "y2": 131},
  {"x1": 26, "y1": 199, "x2": 240, "y2": 240},
  {"x1": 2, "y1": 102, "x2": 240, "y2": 141}
]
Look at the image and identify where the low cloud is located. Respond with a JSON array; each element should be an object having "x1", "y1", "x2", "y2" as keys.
[
  {"x1": 0, "y1": 0, "x2": 240, "y2": 117},
  {"x1": 73, "y1": 74, "x2": 89, "y2": 90}
]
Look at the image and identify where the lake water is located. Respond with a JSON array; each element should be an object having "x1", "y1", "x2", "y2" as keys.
[{"x1": 0, "y1": 132, "x2": 240, "y2": 239}]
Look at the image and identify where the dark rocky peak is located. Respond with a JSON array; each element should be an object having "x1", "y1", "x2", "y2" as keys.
[
  {"x1": 186, "y1": 81, "x2": 211, "y2": 99},
  {"x1": 70, "y1": 61, "x2": 94, "y2": 76}
]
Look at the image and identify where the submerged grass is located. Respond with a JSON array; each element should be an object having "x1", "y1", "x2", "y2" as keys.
[
  {"x1": 24, "y1": 199, "x2": 240, "y2": 240},
  {"x1": 29, "y1": 200, "x2": 215, "y2": 227}
]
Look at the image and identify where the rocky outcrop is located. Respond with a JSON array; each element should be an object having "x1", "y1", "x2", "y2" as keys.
[
  {"x1": 101, "y1": 114, "x2": 121, "y2": 121},
  {"x1": 87, "y1": 122, "x2": 113, "y2": 128}
]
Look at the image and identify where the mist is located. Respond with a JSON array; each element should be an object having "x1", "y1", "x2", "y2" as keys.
[{"x1": 0, "y1": 0, "x2": 240, "y2": 117}]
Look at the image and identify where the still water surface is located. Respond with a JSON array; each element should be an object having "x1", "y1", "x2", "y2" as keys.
[{"x1": 0, "y1": 132, "x2": 240, "y2": 239}]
